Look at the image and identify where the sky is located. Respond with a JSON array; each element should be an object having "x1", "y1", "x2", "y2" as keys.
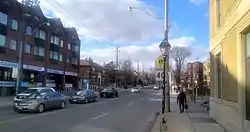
[{"x1": 38, "y1": 0, "x2": 209, "y2": 69}]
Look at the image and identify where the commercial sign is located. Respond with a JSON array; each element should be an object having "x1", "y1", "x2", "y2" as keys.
[
  {"x1": 0, "y1": 61, "x2": 18, "y2": 69},
  {"x1": 0, "y1": 81, "x2": 15, "y2": 87},
  {"x1": 47, "y1": 68, "x2": 63, "y2": 74},
  {"x1": 65, "y1": 71, "x2": 78, "y2": 76},
  {"x1": 23, "y1": 64, "x2": 45, "y2": 72}
]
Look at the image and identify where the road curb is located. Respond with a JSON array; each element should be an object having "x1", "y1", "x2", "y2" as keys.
[{"x1": 138, "y1": 111, "x2": 160, "y2": 132}]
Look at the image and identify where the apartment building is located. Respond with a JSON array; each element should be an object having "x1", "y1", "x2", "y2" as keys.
[
  {"x1": 186, "y1": 62, "x2": 203, "y2": 88},
  {"x1": 209, "y1": 0, "x2": 250, "y2": 131},
  {"x1": 203, "y1": 58, "x2": 210, "y2": 89},
  {"x1": 0, "y1": 0, "x2": 80, "y2": 96}
]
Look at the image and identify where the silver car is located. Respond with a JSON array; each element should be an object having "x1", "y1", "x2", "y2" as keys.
[{"x1": 13, "y1": 92, "x2": 66, "y2": 113}]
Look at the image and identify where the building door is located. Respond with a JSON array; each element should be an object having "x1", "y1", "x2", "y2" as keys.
[{"x1": 245, "y1": 32, "x2": 250, "y2": 120}]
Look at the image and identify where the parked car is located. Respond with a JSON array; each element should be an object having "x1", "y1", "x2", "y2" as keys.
[
  {"x1": 69, "y1": 90, "x2": 96, "y2": 104},
  {"x1": 131, "y1": 87, "x2": 140, "y2": 93},
  {"x1": 153, "y1": 86, "x2": 160, "y2": 90},
  {"x1": 100, "y1": 87, "x2": 119, "y2": 98},
  {"x1": 13, "y1": 91, "x2": 66, "y2": 113},
  {"x1": 14, "y1": 87, "x2": 55, "y2": 101}
]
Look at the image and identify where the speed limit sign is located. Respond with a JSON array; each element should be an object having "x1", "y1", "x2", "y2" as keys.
[{"x1": 155, "y1": 70, "x2": 164, "y2": 81}]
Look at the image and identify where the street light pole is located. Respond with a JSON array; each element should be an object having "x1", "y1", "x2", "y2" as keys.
[{"x1": 15, "y1": 0, "x2": 40, "y2": 95}]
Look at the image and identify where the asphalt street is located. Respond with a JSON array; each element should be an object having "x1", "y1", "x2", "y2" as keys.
[{"x1": 0, "y1": 87, "x2": 161, "y2": 132}]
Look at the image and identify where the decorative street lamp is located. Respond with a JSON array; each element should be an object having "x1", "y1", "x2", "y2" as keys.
[{"x1": 15, "y1": 0, "x2": 40, "y2": 95}]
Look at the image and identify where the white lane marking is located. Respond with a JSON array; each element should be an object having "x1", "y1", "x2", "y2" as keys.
[
  {"x1": 0, "y1": 94, "x2": 131, "y2": 124},
  {"x1": 140, "y1": 98, "x2": 145, "y2": 100},
  {"x1": 0, "y1": 108, "x2": 69, "y2": 124},
  {"x1": 127, "y1": 102, "x2": 133, "y2": 107},
  {"x1": 91, "y1": 113, "x2": 109, "y2": 121},
  {"x1": 110, "y1": 98, "x2": 118, "y2": 101}
]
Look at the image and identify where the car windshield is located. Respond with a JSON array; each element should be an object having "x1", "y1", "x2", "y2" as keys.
[
  {"x1": 22, "y1": 89, "x2": 38, "y2": 94},
  {"x1": 76, "y1": 91, "x2": 86, "y2": 96},
  {"x1": 27, "y1": 93, "x2": 42, "y2": 99},
  {"x1": 103, "y1": 88, "x2": 112, "y2": 92}
]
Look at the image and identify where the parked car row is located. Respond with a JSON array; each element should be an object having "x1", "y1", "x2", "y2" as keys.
[{"x1": 13, "y1": 86, "x2": 119, "y2": 113}]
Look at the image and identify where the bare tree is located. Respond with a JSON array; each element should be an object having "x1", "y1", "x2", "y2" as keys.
[{"x1": 171, "y1": 46, "x2": 191, "y2": 90}]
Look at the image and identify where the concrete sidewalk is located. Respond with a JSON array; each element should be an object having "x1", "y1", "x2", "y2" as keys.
[{"x1": 151, "y1": 97, "x2": 226, "y2": 132}]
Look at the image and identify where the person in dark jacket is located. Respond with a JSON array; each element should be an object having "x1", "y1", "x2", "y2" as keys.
[{"x1": 177, "y1": 90, "x2": 187, "y2": 113}]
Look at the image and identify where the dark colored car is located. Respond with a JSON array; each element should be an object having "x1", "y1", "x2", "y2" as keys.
[
  {"x1": 69, "y1": 90, "x2": 96, "y2": 104},
  {"x1": 13, "y1": 91, "x2": 67, "y2": 113},
  {"x1": 100, "y1": 87, "x2": 119, "y2": 98}
]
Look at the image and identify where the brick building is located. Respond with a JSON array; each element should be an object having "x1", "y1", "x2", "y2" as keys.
[
  {"x1": 186, "y1": 62, "x2": 203, "y2": 88},
  {"x1": 0, "y1": 0, "x2": 80, "y2": 96},
  {"x1": 79, "y1": 59, "x2": 105, "y2": 91}
]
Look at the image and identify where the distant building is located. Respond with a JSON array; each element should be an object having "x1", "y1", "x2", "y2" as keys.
[
  {"x1": 203, "y1": 58, "x2": 210, "y2": 89},
  {"x1": 79, "y1": 59, "x2": 105, "y2": 91}
]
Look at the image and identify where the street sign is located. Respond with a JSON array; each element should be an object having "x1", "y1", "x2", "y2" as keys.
[
  {"x1": 155, "y1": 70, "x2": 164, "y2": 81},
  {"x1": 155, "y1": 56, "x2": 164, "y2": 68}
]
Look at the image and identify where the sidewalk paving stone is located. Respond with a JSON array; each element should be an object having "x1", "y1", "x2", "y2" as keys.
[{"x1": 151, "y1": 95, "x2": 226, "y2": 132}]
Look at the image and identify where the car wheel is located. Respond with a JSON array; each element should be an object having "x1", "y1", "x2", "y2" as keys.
[
  {"x1": 60, "y1": 101, "x2": 66, "y2": 109},
  {"x1": 85, "y1": 99, "x2": 89, "y2": 104},
  {"x1": 37, "y1": 104, "x2": 45, "y2": 113}
]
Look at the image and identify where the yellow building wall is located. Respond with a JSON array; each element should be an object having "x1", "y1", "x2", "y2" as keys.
[{"x1": 221, "y1": 29, "x2": 238, "y2": 102}]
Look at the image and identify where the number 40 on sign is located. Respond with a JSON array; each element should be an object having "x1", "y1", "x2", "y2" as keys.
[{"x1": 155, "y1": 70, "x2": 165, "y2": 81}]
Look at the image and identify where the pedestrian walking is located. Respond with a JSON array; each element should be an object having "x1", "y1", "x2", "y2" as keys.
[{"x1": 177, "y1": 89, "x2": 187, "y2": 113}]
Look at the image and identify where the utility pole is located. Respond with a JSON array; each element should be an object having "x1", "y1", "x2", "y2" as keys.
[{"x1": 115, "y1": 45, "x2": 119, "y2": 88}]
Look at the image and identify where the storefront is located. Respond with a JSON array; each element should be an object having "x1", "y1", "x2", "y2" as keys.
[
  {"x1": 65, "y1": 71, "x2": 78, "y2": 89},
  {"x1": 0, "y1": 60, "x2": 18, "y2": 96},
  {"x1": 46, "y1": 68, "x2": 63, "y2": 91},
  {"x1": 22, "y1": 64, "x2": 45, "y2": 90}
]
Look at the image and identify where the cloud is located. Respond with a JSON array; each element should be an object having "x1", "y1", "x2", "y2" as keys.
[
  {"x1": 80, "y1": 36, "x2": 208, "y2": 69},
  {"x1": 39, "y1": 0, "x2": 164, "y2": 43},
  {"x1": 189, "y1": 0, "x2": 207, "y2": 5}
]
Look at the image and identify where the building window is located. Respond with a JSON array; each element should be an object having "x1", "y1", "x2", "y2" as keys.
[
  {"x1": 34, "y1": 46, "x2": 44, "y2": 56},
  {"x1": 50, "y1": 51, "x2": 59, "y2": 60},
  {"x1": 50, "y1": 36, "x2": 60, "y2": 45},
  {"x1": 0, "y1": 35, "x2": 6, "y2": 47},
  {"x1": 26, "y1": 26, "x2": 32, "y2": 35},
  {"x1": 68, "y1": 43, "x2": 71, "y2": 50},
  {"x1": 72, "y1": 45, "x2": 79, "y2": 52},
  {"x1": 35, "y1": 30, "x2": 46, "y2": 40},
  {"x1": 12, "y1": 19, "x2": 18, "y2": 30},
  {"x1": 67, "y1": 57, "x2": 70, "y2": 63},
  {"x1": 60, "y1": 40, "x2": 63, "y2": 47},
  {"x1": 10, "y1": 40, "x2": 17, "y2": 50},
  {"x1": 245, "y1": 32, "x2": 250, "y2": 120},
  {"x1": 216, "y1": 0, "x2": 221, "y2": 27},
  {"x1": 0, "y1": 12, "x2": 7, "y2": 25},
  {"x1": 40, "y1": 30, "x2": 45, "y2": 40},
  {"x1": 25, "y1": 43, "x2": 31, "y2": 54},
  {"x1": 215, "y1": 52, "x2": 222, "y2": 98},
  {"x1": 72, "y1": 58, "x2": 78, "y2": 65},
  {"x1": 59, "y1": 54, "x2": 63, "y2": 61}
]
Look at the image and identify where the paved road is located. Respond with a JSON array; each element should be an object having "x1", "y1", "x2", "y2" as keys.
[{"x1": 0, "y1": 87, "x2": 161, "y2": 132}]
